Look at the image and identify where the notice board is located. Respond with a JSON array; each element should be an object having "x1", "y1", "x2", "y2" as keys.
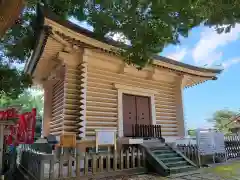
[{"x1": 196, "y1": 129, "x2": 226, "y2": 155}]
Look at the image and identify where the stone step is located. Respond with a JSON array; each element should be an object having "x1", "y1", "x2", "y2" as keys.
[
  {"x1": 150, "y1": 146, "x2": 171, "y2": 151},
  {"x1": 143, "y1": 139, "x2": 163, "y2": 143},
  {"x1": 156, "y1": 153, "x2": 179, "y2": 158},
  {"x1": 146, "y1": 142, "x2": 167, "y2": 145},
  {"x1": 165, "y1": 161, "x2": 188, "y2": 168},
  {"x1": 160, "y1": 156, "x2": 184, "y2": 163},
  {"x1": 152, "y1": 149, "x2": 173, "y2": 154},
  {"x1": 170, "y1": 165, "x2": 196, "y2": 174}
]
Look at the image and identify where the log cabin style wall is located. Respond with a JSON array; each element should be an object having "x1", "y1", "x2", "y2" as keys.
[
  {"x1": 61, "y1": 64, "x2": 81, "y2": 136},
  {"x1": 84, "y1": 49, "x2": 181, "y2": 139},
  {"x1": 48, "y1": 50, "x2": 88, "y2": 139},
  {"x1": 50, "y1": 79, "x2": 64, "y2": 135},
  {"x1": 46, "y1": 48, "x2": 183, "y2": 140}
]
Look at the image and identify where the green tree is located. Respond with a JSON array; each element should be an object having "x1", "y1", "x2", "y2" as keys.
[
  {"x1": 1, "y1": 0, "x2": 239, "y2": 98},
  {"x1": 0, "y1": 89, "x2": 43, "y2": 115},
  {"x1": 188, "y1": 129, "x2": 196, "y2": 137},
  {"x1": 207, "y1": 109, "x2": 238, "y2": 134}
]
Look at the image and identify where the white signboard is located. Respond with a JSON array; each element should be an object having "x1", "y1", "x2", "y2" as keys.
[
  {"x1": 196, "y1": 129, "x2": 226, "y2": 155},
  {"x1": 95, "y1": 130, "x2": 116, "y2": 153},
  {"x1": 213, "y1": 132, "x2": 226, "y2": 154},
  {"x1": 196, "y1": 129, "x2": 215, "y2": 155},
  {"x1": 96, "y1": 130, "x2": 116, "y2": 145}
]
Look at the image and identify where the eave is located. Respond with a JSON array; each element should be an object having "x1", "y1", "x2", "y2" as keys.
[{"x1": 24, "y1": 6, "x2": 223, "y2": 88}]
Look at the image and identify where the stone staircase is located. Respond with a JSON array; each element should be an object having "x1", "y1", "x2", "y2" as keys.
[
  {"x1": 140, "y1": 140, "x2": 198, "y2": 176},
  {"x1": 151, "y1": 145, "x2": 197, "y2": 174}
]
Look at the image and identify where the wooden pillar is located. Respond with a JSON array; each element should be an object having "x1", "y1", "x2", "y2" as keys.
[
  {"x1": 42, "y1": 80, "x2": 54, "y2": 137},
  {"x1": 175, "y1": 76, "x2": 185, "y2": 137}
]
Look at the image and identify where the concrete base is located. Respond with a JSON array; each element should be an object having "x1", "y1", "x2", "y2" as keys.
[{"x1": 118, "y1": 137, "x2": 144, "y2": 145}]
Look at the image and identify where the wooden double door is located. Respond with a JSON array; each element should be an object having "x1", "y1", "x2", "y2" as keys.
[{"x1": 122, "y1": 94, "x2": 151, "y2": 137}]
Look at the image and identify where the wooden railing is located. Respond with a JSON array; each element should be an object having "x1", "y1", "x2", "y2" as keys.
[
  {"x1": 18, "y1": 146, "x2": 146, "y2": 180},
  {"x1": 177, "y1": 144, "x2": 200, "y2": 166},
  {"x1": 132, "y1": 124, "x2": 162, "y2": 139}
]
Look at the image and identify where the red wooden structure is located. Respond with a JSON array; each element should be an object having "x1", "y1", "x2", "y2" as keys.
[{"x1": 1, "y1": 108, "x2": 37, "y2": 146}]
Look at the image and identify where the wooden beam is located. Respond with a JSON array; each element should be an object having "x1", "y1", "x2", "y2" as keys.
[
  {"x1": 51, "y1": 31, "x2": 72, "y2": 47},
  {"x1": 57, "y1": 50, "x2": 83, "y2": 67},
  {"x1": 146, "y1": 67, "x2": 155, "y2": 80},
  {"x1": 48, "y1": 64, "x2": 63, "y2": 80},
  {"x1": 118, "y1": 62, "x2": 127, "y2": 74}
]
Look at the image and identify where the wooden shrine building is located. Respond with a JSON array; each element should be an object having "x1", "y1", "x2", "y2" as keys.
[{"x1": 24, "y1": 7, "x2": 222, "y2": 150}]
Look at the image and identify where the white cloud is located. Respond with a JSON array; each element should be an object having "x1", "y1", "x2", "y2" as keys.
[
  {"x1": 192, "y1": 25, "x2": 240, "y2": 66},
  {"x1": 222, "y1": 57, "x2": 240, "y2": 69},
  {"x1": 111, "y1": 32, "x2": 131, "y2": 45},
  {"x1": 69, "y1": 17, "x2": 94, "y2": 31},
  {"x1": 69, "y1": 17, "x2": 131, "y2": 45},
  {"x1": 166, "y1": 48, "x2": 187, "y2": 62}
]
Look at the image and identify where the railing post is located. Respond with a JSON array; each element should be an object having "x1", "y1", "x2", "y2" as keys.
[
  {"x1": 39, "y1": 160, "x2": 45, "y2": 180},
  {"x1": 159, "y1": 125, "x2": 162, "y2": 138},
  {"x1": 137, "y1": 124, "x2": 139, "y2": 138},
  {"x1": 49, "y1": 159, "x2": 55, "y2": 180}
]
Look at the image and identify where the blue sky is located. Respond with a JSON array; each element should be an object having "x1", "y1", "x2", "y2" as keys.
[
  {"x1": 161, "y1": 26, "x2": 240, "y2": 130},
  {"x1": 71, "y1": 19, "x2": 240, "y2": 130}
]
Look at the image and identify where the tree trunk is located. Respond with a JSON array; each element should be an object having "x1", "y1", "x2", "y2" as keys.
[{"x1": 0, "y1": 0, "x2": 24, "y2": 37}]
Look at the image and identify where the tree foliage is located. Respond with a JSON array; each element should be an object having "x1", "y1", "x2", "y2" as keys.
[
  {"x1": 0, "y1": 63, "x2": 32, "y2": 99},
  {"x1": 187, "y1": 129, "x2": 196, "y2": 137},
  {"x1": 207, "y1": 109, "x2": 238, "y2": 134},
  {"x1": 0, "y1": 89, "x2": 43, "y2": 115},
  {"x1": 1, "y1": 0, "x2": 240, "y2": 98}
]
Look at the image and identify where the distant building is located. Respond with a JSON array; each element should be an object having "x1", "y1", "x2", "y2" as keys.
[{"x1": 227, "y1": 114, "x2": 240, "y2": 135}]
